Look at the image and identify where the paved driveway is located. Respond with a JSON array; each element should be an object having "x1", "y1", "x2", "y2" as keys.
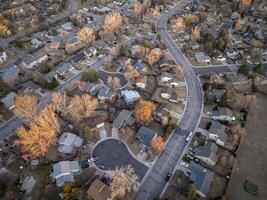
[{"x1": 92, "y1": 139, "x2": 148, "y2": 179}]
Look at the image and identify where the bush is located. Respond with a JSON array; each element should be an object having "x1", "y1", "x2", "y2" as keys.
[
  {"x1": 253, "y1": 64, "x2": 264, "y2": 75},
  {"x1": 239, "y1": 64, "x2": 249, "y2": 76},
  {"x1": 80, "y1": 69, "x2": 98, "y2": 83},
  {"x1": 46, "y1": 78, "x2": 59, "y2": 90}
]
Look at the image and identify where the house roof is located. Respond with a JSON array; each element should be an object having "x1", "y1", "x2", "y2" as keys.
[
  {"x1": 23, "y1": 81, "x2": 41, "y2": 91},
  {"x1": 209, "y1": 121, "x2": 227, "y2": 142},
  {"x1": 156, "y1": 59, "x2": 169, "y2": 67},
  {"x1": 97, "y1": 88, "x2": 116, "y2": 99},
  {"x1": 133, "y1": 60, "x2": 145, "y2": 72},
  {"x1": 121, "y1": 90, "x2": 140, "y2": 102},
  {"x1": 136, "y1": 75, "x2": 148, "y2": 85},
  {"x1": 1, "y1": 92, "x2": 16, "y2": 109},
  {"x1": 53, "y1": 160, "x2": 79, "y2": 179},
  {"x1": 44, "y1": 71, "x2": 57, "y2": 82},
  {"x1": 212, "y1": 107, "x2": 233, "y2": 117},
  {"x1": 156, "y1": 104, "x2": 170, "y2": 117},
  {"x1": 195, "y1": 141, "x2": 218, "y2": 163},
  {"x1": 79, "y1": 83, "x2": 102, "y2": 96},
  {"x1": 136, "y1": 126, "x2": 157, "y2": 147},
  {"x1": 58, "y1": 132, "x2": 83, "y2": 154},
  {"x1": 84, "y1": 113, "x2": 109, "y2": 129},
  {"x1": 188, "y1": 162, "x2": 214, "y2": 197},
  {"x1": 2, "y1": 65, "x2": 19, "y2": 81},
  {"x1": 55, "y1": 62, "x2": 73, "y2": 75},
  {"x1": 71, "y1": 53, "x2": 85, "y2": 63},
  {"x1": 113, "y1": 109, "x2": 133, "y2": 129},
  {"x1": 87, "y1": 179, "x2": 112, "y2": 200}
]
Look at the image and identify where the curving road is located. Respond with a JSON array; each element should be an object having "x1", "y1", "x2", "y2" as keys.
[{"x1": 135, "y1": 0, "x2": 203, "y2": 199}]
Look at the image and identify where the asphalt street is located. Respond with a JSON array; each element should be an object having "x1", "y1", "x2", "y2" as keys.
[
  {"x1": 92, "y1": 139, "x2": 148, "y2": 179},
  {"x1": 135, "y1": 0, "x2": 204, "y2": 199}
]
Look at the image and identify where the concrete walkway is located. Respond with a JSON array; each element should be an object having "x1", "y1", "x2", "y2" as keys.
[{"x1": 111, "y1": 127, "x2": 119, "y2": 138}]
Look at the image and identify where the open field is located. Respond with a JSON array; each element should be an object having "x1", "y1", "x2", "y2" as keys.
[{"x1": 226, "y1": 93, "x2": 267, "y2": 200}]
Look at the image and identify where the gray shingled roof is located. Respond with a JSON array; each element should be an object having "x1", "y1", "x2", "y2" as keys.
[{"x1": 136, "y1": 126, "x2": 156, "y2": 148}]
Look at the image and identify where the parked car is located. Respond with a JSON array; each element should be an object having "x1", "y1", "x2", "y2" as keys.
[
  {"x1": 180, "y1": 161, "x2": 189, "y2": 168},
  {"x1": 165, "y1": 172, "x2": 172, "y2": 181}
]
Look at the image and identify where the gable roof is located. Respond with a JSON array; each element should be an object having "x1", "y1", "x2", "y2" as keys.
[
  {"x1": 113, "y1": 109, "x2": 133, "y2": 129},
  {"x1": 58, "y1": 132, "x2": 83, "y2": 154},
  {"x1": 136, "y1": 126, "x2": 157, "y2": 147},
  {"x1": 1, "y1": 92, "x2": 17, "y2": 110},
  {"x1": 87, "y1": 179, "x2": 112, "y2": 200},
  {"x1": 23, "y1": 81, "x2": 41, "y2": 91},
  {"x1": 188, "y1": 162, "x2": 214, "y2": 197},
  {"x1": 195, "y1": 141, "x2": 218, "y2": 163}
]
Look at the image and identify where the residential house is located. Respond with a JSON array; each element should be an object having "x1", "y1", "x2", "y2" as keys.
[
  {"x1": 52, "y1": 160, "x2": 80, "y2": 187},
  {"x1": 31, "y1": 38, "x2": 43, "y2": 49},
  {"x1": 156, "y1": 59, "x2": 169, "y2": 68},
  {"x1": 160, "y1": 72, "x2": 182, "y2": 87},
  {"x1": 208, "y1": 121, "x2": 227, "y2": 147},
  {"x1": 216, "y1": 54, "x2": 226, "y2": 63},
  {"x1": 0, "y1": 51, "x2": 7, "y2": 64},
  {"x1": 2, "y1": 65, "x2": 19, "y2": 84},
  {"x1": 84, "y1": 47, "x2": 97, "y2": 58},
  {"x1": 70, "y1": 53, "x2": 86, "y2": 65},
  {"x1": 84, "y1": 113, "x2": 109, "y2": 131},
  {"x1": 209, "y1": 107, "x2": 235, "y2": 122},
  {"x1": 226, "y1": 49, "x2": 239, "y2": 59},
  {"x1": 136, "y1": 75, "x2": 148, "y2": 89},
  {"x1": 22, "y1": 81, "x2": 44, "y2": 96},
  {"x1": 0, "y1": 92, "x2": 16, "y2": 110},
  {"x1": 49, "y1": 36, "x2": 62, "y2": 50},
  {"x1": 87, "y1": 179, "x2": 112, "y2": 200},
  {"x1": 61, "y1": 22, "x2": 73, "y2": 31},
  {"x1": 209, "y1": 73, "x2": 224, "y2": 84},
  {"x1": 188, "y1": 162, "x2": 215, "y2": 198},
  {"x1": 97, "y1": 87, "x2": 116, "y2": 102},
  {"x1": 160, "y1": 87, "x2": 172, "y2": 100},
  {"x1": 55, "y1": 62, "x2": 75, "y2": 77},
  {"x1": 195, "y1": 141, "x2": 219, "y2": 166},
  {"x1": 121, "y1": 90, "x2": 140, "y2": 104},
  {"x1": 57, "y1": 132, "x2": 83, "y2": 154},
  {"x1": 207, "y1": 89, "x2": 225, "y2": 102},
  {"x1": 44, "y1": 71, "x2": 58, "y2": 84},
  {"x1": 21, "y1": 53, "x2": 48, "y2": 69},
  {"x1": 154, "y1": 104, "x2": 170, "y2": 125},
  {"x1": 133, "y1": 60, "x2": 146, "y2": 73},
  {"x1": 160, "y1": 72, "x2": 173, "y2": 82},
  {"x1": 79, "y1": 83, "x2": 102, "y2": 96},
  {"x1": 136, "y1": 126, "x2": 157, "y2": 149},
  {"x1": 195, "y1": 52, "x2": 211, "y2": 63},
  {"x1": 113, "y1": 109, "x2": 134, "y2": 129}
]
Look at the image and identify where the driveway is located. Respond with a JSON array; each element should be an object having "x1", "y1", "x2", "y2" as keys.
[{"x1": 92, "y1": 139, "x2": 148, "y2": 179}]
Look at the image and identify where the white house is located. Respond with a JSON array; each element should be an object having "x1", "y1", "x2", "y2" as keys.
[
  {"x1": 195, "y1": 52, "x2": 211, "y2": 63},
  {"x1": 21, "y1": 53, "x2": 48, "y2": 69},
  {"x1": 58, "y1": 132, "x2": 83, "y2": 154},
  {"x1": 121, "y1": 90, "x2": 140, "y2": 104},
  {"x1": 136, "y1": 75, "x2": 147, "y2": 89},
  {"x1": 0, "y1": 51, "x2": 7, "y2": 64},
  {"x1": 52, "y1": 161, "x2": 80, "y2": 187}
]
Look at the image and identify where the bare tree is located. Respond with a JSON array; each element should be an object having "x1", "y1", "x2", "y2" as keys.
[
  {"x1": 107, "y1": 76, "x2": 121, "y2": 89},
  {"x1": 14, "y1": 95, "x2": 38, "y2": 122},
  {"x1": 110, "y1": 165, "x2": 139, "y2": 199},
  {"x1": 147, "y1": 48, "x2": 162, "y2": 66},
  {"x1": 172, "y1": 17, "x2": 186, "y2": 33},
  {"x1": 67, "y1": 94, "x2": 98, "y2": 123}
]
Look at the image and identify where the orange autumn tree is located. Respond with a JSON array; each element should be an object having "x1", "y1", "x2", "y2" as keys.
[
  {"x1": 151, "y1": 136, "x2": 165, "y2": 153},
  {"x1": 134, "y1": 100, "x2": 156, "y2": 125}
]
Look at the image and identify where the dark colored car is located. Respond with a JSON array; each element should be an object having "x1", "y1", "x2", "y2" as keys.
[{"x1": 165, "y1": 172, "x2": 172, "y2": 181}]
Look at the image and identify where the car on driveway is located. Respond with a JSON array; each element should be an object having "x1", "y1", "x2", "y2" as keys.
[
  {"x1": 180, "y1": 161, "x2": 189, "y2": 168},
  {"x1": 165, "y1": 172, "x2": 172, "y2": 181}
]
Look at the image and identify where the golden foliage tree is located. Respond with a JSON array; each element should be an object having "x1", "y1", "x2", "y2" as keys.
[
  {"x1": 68, "y1": 94, "x2": 98, "y2": 122},
  {"x1": 14, "y1": 94, "x2": 38, "y2": 122},
  {"x1": 51, "y1": 92, "x2": 68, "y2": 112},
  {"x1": 124, "y1": 65, "x2": 140, "y2": 79},
  {"x1": 147, "y1": 48, "x2": 162, "y2": 66},
  {"x1": 172, "y1": 17, "x2": 186, "y2": 32},
  {"x1": 110, "y1": 165, "x2": 139, "y2": 199},
  {"x1": 191, "y1": 26, "x2": 201, "y2": 41},
  {"x1": 77, "y1": 27, "x2": 95, "y2": 44},
  {"x1": 63, "y1": 183, "x2": 80, "y2": 200},
  {"x1": 184, "y1": 14, "x2": 200, "y2": 24},
  {"x1": 15, "y1": 104, "x2": 60, "y2": 159},
  {"x1": 134, "y1": 100, "x2": 156, "y2": 125},
  {"x1": 151, "y1": 136, "x2": 165, "y2": 153},
  {"x1": 235, "y1": 17, "x2": 243, "y2": 31},
  {"x1": 240, "y1": 0, "x2": 252, "y2": 8},
  {"x1": 104, "y1": 12, "x2": 123, "y2": 33}
]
